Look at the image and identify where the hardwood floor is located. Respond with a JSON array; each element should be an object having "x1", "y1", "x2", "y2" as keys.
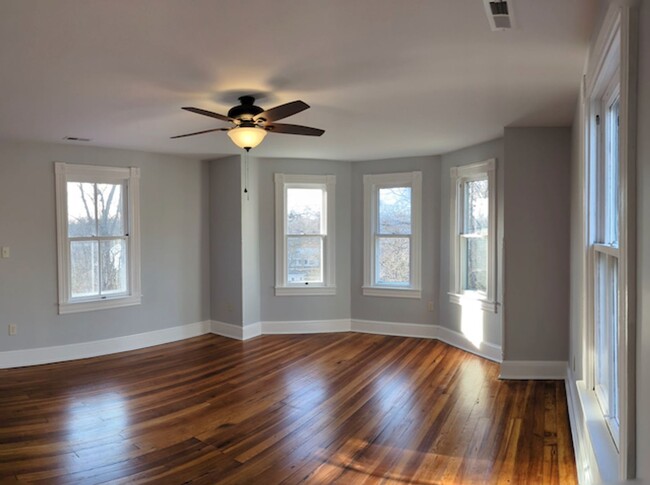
[{"x1": 0, "y1": 333, "x2": 577, "y2": 484}]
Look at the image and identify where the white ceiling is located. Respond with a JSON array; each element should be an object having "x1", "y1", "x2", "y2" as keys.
[{"x1": 0, "y1": 0, "x2": 596, "y2": 161}]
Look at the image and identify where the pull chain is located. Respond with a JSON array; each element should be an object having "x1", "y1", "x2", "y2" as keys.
[{"x1": 244, "y1": 148, "x2": 250, "y2": 200}]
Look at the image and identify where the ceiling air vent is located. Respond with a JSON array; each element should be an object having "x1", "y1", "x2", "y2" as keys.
[
  {"x1": 483, "y1": 0, "x2": 515, "y2": 31},
  {"x1": 63, "y1": 136, "x2": 92, "y2": 142}
]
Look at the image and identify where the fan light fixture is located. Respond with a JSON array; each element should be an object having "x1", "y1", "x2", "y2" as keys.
[{"x1": 227, "y1": 126, "x2": 267, "y2": 151}]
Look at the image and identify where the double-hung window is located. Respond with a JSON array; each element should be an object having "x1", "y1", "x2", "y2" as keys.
[
  {"x1": 449, "y1": 159, "x2": 496, "y2": 311},
  {"x1": 55, "y1": 163, "x2": 141, "y2": 314},
  {"x1": 583, "y1": 6, "x2": 635, "y2": 478},
  {"x1": 363, "y1": 172, "x2": 422, "y2": 298},
  {"x1": 592, "y1": 77, "x2": 621, "y2": 448},
  {"x1": 275, "y1": 174, "x2": 336, "y2": 296}
]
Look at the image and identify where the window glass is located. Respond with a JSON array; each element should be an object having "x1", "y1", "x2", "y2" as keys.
[
  {"x1": 287, "y1": 236, "x2": 323, "y2": 283},
  {"x1": 463, "y1": 179, "x2": 488, "y2": 235},
  {"x1": 67, "y1": 182, "x2": 97, "y2": 237},
  {"x1": 376, "y1": 237, "x2": 410, "y2": 285},
  {"x1": 97, "y1": 183, "x2": 124, "y2": 237},
  {"x1": 378, "y1": 187, "x2": 411, "y2": 235},
  {"x1": 287, "y1": 188, "x2": 322, "y2": 235}
]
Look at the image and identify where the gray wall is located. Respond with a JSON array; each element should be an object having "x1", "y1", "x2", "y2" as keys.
[
  {"x1": 350, "y1": 156, "x2": 440, "y2": 325},
  {"x1": 256, "y1": 157, "x2": 352, "y2": 322},
  {"x1": 634, "y1": 1, "x2": 649, "y2": 479},
  {"x1": 569, "y1": 98, "x2": 586, "y2": 379},
  {"x1": 209, "y1": 156, "x2": 243, "y2": 325},
  {"x1": 439, "y1": 139, "x2": 504, "y2": 347},
  {"x1": 503, "y1": 127, "x2": 571, "y2": 361},
  {"x1": 242, "y1": 157, "x2": 261, "y2": 326},
  {"x1": 0, "y1": 141, "x2": 210, "y2": 351}
]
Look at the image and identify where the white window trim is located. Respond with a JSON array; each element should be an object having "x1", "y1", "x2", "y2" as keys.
[
  {"x1": 54, "y1": 162, "x2": 142, "y2": 314},
  {"x1": 274, "y1": 173, "x2": 336, "y2": 296},
  {"x1": 448, "y1": 159, "x2": 497, "y2": 313},
  {"x1": 362, "y1": 171, "x2": 422, "y2": 299},
  {"x1": 581, "y1": 3, "x2": 636, "y2": 481}
]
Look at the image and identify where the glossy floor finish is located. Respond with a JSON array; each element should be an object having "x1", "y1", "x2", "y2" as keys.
[{"x1": 0, "y1": 333, "x2": 577, "y2": 484}]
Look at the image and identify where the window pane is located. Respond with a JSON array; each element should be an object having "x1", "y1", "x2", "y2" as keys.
[
  {"x1": 100, "y1": 239, "x2": 127, "y2": 295},
  {"x1": 70, "y1": 240, "x2": 99, "y2": 298},
  {"x1": 606, "y1": 99, "x2": 620, "y2": 246},
  {"x1": 595, "y1": 252, "x2": 619, "y2": 424},
  {"x1": 378, "y1": 187, "x2": 411, "y2": 235},
  {"x1": 287, "y1": 188, "x2": 323, "y2": 235},
  {"x1": 463, "y1": 235, "x2": 487, "y2": 292},
  {"x1": 376, "y1": 237, "x2": 410, "y2": 285},
  {"x1": 463, "y1": 179, "x2": 488, "y2": 235},
  {"x1": 287, "y1": 236, "x2": 323, "y2": 283},
  {"x1": 97, "y1": 183, "x2": 124, "y2": 237},
  {"x1": 67, "y1": 182, "x2": 97, "y2": 237}
]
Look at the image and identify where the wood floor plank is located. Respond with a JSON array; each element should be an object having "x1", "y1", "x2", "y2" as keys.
[{"x1": 0, "y1": 333, "x2": 578, "y2": 484}]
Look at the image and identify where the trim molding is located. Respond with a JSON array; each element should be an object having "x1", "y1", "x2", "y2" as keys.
[
  {"x1": 1, "y1": 319, "x2": 505, "y2": 368},
  {"x1": 0, "y1": 321, "x2": 211, "y2": 369},
  {"x1": 434, "y1": 324, "x2": 502, "y2": 363},
  {"x1": 566, "y1": 367, "x2": 594, "y2": 485},
  {"x1": 499, "y1": 360, "x2": 568, "y2": 380},
  {"x1": 350, "y1": 319, "x2": 502, "y2": 363},
  {"x1": 263, "y1": 319, "x2": 350, "y2": 335}
]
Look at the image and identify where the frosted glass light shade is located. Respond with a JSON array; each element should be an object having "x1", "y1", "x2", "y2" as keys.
[{"x1": 227, "y1": 126, "x2": 268, "y2": 149}]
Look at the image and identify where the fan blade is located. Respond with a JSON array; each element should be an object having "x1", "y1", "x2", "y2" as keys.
[
  {"x1": 182, "y1": 107, "x2": 232, "y2": 122},
  {"x1": 170, "y1": 128, "x2": 229, "y2": 139},
  {"x1": 267, "y1": 123, "x2": 325, "y2": 136},
  {"x1": 254, "y1": 100, "x2": 309, "y2": 122}
]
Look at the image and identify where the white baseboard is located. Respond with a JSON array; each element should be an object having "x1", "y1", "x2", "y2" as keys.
[
  {"x1": 0, "y1": 321, "x2": 211, "y2": 369},
  {"x1": 351, "y1": 319, "x2": 435, "y2": 339},
  {"x1": 1, "y1": 318, "x2": 504, "y2": 369},
  {"x1": 499, "y1": 360, "x2": 568, "y2": 380},
  {"x1": 433, "y1": 325, "x2": 502, "y2": 363},
  {"x1": 263, "y1": 319, "x2": 351, "y2": 335},
  {"x1": 350, "y1": 319, "x2": 502, "y2": 363},
  {"x1": 210, "y1": 321, "x2": 262, "y2": 340}
]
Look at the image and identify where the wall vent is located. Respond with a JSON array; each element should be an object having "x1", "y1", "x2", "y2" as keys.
[
  {"x1": 63, "y1": 136, "x2": 92, "y2": 142},
  {"x1": 483, "y1": 0, "x2": 515, "y2": 31}
]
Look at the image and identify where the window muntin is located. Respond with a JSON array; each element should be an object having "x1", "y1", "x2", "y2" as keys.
[
  {"x1": 448, "y1": 159, "x2": 496, "y2": 311},
  {"x1": 55, "y1": 163, "x2": 141, "y2": 314},
  {"x1": 363, "y1": 172, "x2": 422, "y2": 298},
  {"x1": 275, "y1": 174, "x2": 336, "y2": 295}
]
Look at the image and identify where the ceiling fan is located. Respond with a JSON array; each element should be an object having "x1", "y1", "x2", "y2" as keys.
[{"x1": 172, "y1": 96, "x2": 325, "y2": 151}]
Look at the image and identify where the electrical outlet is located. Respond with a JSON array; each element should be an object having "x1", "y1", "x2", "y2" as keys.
[
  {"x1": 8, "y1": 324, "x2": 17, "y2": 336},
  {"x1": 427, "y1": 301, "x2": 434, "y2": 312},
  {"x1": 226, "y1": 303, "x2": 233, "y2": 313},
  {"x1": 1, "y1": 247, "x2": 9, "y2": 259}
]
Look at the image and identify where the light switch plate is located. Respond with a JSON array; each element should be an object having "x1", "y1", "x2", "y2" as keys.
[{"x1": 1, "y1": 247, "x2": 9, "y2": 258}]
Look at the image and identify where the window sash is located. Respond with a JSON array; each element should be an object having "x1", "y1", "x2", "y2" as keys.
[
  {"x1": 374, "y1": 234, "x2": 412, "y2": 287},
  {"x1": 284, "y1": 234, "x2": 326, "y2": 286},
  {"x1": 68, "y1": 235, "x2": 130, "y2": 301}
]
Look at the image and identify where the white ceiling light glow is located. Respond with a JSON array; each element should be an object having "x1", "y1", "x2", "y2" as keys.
[{"x1": 227, "y1": 126, "x2": 268, "y2": 151}]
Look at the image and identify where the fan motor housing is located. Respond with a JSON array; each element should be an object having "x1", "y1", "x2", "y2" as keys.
[{"x1": 228, "y1": 96, "x2": 264, "y2": 119}]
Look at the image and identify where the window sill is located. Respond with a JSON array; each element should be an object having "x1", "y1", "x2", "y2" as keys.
[
  {"x1": 275, "y1": 286, "x2": 336, "y2": 296},
  {"x1": 575, "y1": 379, "x2": 620, "y2": 483},
  {"x1": 58, "y1": 295, "x2": 142, "y2": 315},
  {"x1": 448, "y1": 292, "x2": 498, "y2": 313},
  {"x1": 362, "y1": 286, "x2": 421, "y2": 299}
]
